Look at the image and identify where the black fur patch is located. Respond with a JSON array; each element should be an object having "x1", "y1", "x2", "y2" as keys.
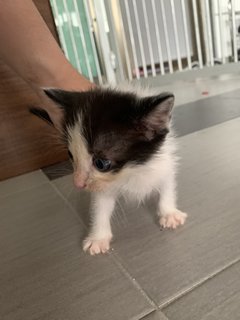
[
  {"x1": 29, "y1": 107, "x2": 54, "y2": 126},
  {"x1": 44, "y1": 88, "x2": 173, "y2": 172}
]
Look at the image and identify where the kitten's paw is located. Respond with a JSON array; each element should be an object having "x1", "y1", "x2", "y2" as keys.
[
  {"x1": 159, "y1": 209, "x2": 187, "y2": 229},
  {"x1": 83, "y1": 237, "x2": 112, "y2": 255}
]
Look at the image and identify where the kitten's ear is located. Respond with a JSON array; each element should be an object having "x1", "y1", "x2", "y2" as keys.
[
  {"x1": 139, "y1": 92, "x2": 174, "y2": 140},
  {"x1": 43, "y1": 88, "x2": 75, "y2": 109},
  {"x1": 29, "y1": 106, "x2": 64, "y2": 131},
  {"x1": 29, "y1": 107, "x2": 54, "y2": 126},
  {"x1": 28, "y1": 88, "x2": 73, "y2": 131}
]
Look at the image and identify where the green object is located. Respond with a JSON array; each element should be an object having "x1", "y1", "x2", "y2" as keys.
[{"x1": 50, "y1": 0, "x2": 98, "y2": 79}]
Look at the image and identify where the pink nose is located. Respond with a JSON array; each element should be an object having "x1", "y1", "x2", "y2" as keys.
[
  {"x1": 74, "y1": 180, "x2": 86, "y2": 189},
  {"x1": 73, "y1": 175, "x2": 87, "y2": 189}
]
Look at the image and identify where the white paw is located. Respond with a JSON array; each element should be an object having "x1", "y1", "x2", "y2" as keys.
[
  {"x1": 159, "y1": 209, "x2": 187, "y2": 229},
  {"x1": 83, "y1": 237, "x2": 112, "y2": 255}
]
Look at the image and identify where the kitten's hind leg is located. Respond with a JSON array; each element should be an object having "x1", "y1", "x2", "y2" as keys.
[
  {"x1": 158, "y1": 176, "x2": 187, "y2": 229},
  {"x1": 83, "y1": 193, "x2": 115, "y2": 255}
]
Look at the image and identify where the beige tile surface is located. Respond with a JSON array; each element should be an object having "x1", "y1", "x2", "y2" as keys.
[
  {"x1": 163, "y1": 261, "x2": 240, "y2": 320},
  {"x1": 3, "y1": 88, "x2": 240, "y2": 319},
  {"x1": 53, "y1": 118, "x2": 240, "y2": 309},
  {"x1": 113, "y1": 118, "x2": 240, "y2": 307},
  {"x1": 0, "y1": 182, "x2": 153, "y2": 320},
  {"x1": 0, "y1": 170, "x2": 48, "y2": 198},
  {"x1": 173, "y1": 90, "x2": 240, "y2": 136},
  {"x1": 155, "y1": 73, "x2": 240, "y2": 107}
]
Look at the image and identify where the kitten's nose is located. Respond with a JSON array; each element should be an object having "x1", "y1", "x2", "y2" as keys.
[
  {"x1": 73, "y1": 172, "x2": 87, "y2": 189},
  {"x1": 74, "y1": 180, "x2": 86, "y2": 189}
]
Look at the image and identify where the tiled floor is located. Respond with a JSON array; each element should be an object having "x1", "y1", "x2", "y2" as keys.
[{"x1": 1, "y1": 76, "x2": 240, "y2": 319}]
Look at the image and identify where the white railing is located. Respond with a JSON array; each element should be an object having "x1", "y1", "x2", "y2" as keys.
[{"x1": 51, "y1": 0, "x2": 240, "y2": 85}]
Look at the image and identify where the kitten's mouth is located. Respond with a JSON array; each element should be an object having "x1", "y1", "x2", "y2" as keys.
[{"x1": 85, "y1": 184, "x2": 104, "y2": 192}]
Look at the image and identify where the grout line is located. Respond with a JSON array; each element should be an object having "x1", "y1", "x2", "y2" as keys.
[
  {"x1": 109, "y1": 250, "x2": 159, "y2": 310},
  {"x1": 160, "y1": 256, "x2": 240, "y2": 310},
  {"x1": 177, "y1": 115, "x2": 240, "y2": 139},
  {"x1": 48, "y1": 180, "x2": 88, "y2": 232}
]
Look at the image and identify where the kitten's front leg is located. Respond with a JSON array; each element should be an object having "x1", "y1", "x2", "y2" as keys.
[
  {"x1": 83, "y1": 193, "x2": 115, "y2": 255},
  {"x1": 158, "y1": 176, "x2": 187, "y2": 229}
]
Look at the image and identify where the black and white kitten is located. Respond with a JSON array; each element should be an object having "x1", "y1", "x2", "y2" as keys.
[{"x1": 44, "y1": 86, "x2": 187, "y2": 255}]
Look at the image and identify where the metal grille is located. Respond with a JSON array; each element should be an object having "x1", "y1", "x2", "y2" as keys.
[
  {"x1": 50, "y1": 0, "x2": 103, "y2": 83},
  {"x1": 51, "y1": 0, "x2": 240, "y2": 85}
]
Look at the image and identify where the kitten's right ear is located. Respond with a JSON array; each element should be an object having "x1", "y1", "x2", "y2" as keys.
[
  {"x1": 28, "y1": 88, "x2": 72, "y2": 131},
  {"x1": 29, "y1": 107, "x2": 54, "y2": 126},
  {"x1": 29, "y1": 105, "x2": 64, "y2": 131}
]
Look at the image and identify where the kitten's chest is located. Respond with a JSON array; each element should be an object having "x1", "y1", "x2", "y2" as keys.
[
  {"x1": 117, "y1": 155, "x2": 174, "y2": 200},
  {"x1": 120, "y1": 168, "x2": 160, "y2": 200}
]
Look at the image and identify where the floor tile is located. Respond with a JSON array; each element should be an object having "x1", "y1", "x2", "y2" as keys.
[
  {"x1": 52, "y1": 175, "x2": 91, "y2": 227},
  {"x1": 163, "y1": 261, "x2": 240, "y2": 320},
  {"x1": 220, "y1": 88, "x2": 240, "y2": 99},
  {"x1": 152, "y1": 73, "x2": 240, "y2": 106},
  {"x1": 0, "y1": 170, "x2": 48, "y2": 198},
  {"x1": 0, "y1": 183, "x2": 153, "y2": 320},
  {"x1": 116, "y1": 117, "x2": 240, "y2": 306},
  {"x1": 53, "y1": 118, "x2": 240, "y2": 308},
  {"x1": 115, "y1": 118, "x2": 240, "y2": 306},
  {"x1": 173, "y1": 89, "x2": 240, "y2": 137}
]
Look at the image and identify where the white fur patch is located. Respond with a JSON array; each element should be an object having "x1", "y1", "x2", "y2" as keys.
[
  {"x1": 68, "y1": 116, "x2": 91, "y2": 186},
  {"x1": 103, "y1": 134, "x2": 178, "y2": 203}
]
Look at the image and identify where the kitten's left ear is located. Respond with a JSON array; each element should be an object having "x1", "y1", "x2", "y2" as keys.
[{"x1": 139, "y1": 92, "x2": 174, "y2": 140}]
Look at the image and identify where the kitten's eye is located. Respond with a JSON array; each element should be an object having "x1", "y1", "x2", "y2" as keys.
[
  {"x1": 68, "y1": 150, "x2": 73, "y2": 160},
  {"x1": 93, "y1": 158, "x2": 111, "y2": 172}
]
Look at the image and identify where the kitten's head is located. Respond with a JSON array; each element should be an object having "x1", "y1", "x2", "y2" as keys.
[{"x1": 44, "y1": 87, "x2": 174, "y2": 192}]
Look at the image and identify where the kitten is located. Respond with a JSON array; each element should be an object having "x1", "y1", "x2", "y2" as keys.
[{"x1": 43, "y1": 86, "x2": 187, "y2": 255}]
